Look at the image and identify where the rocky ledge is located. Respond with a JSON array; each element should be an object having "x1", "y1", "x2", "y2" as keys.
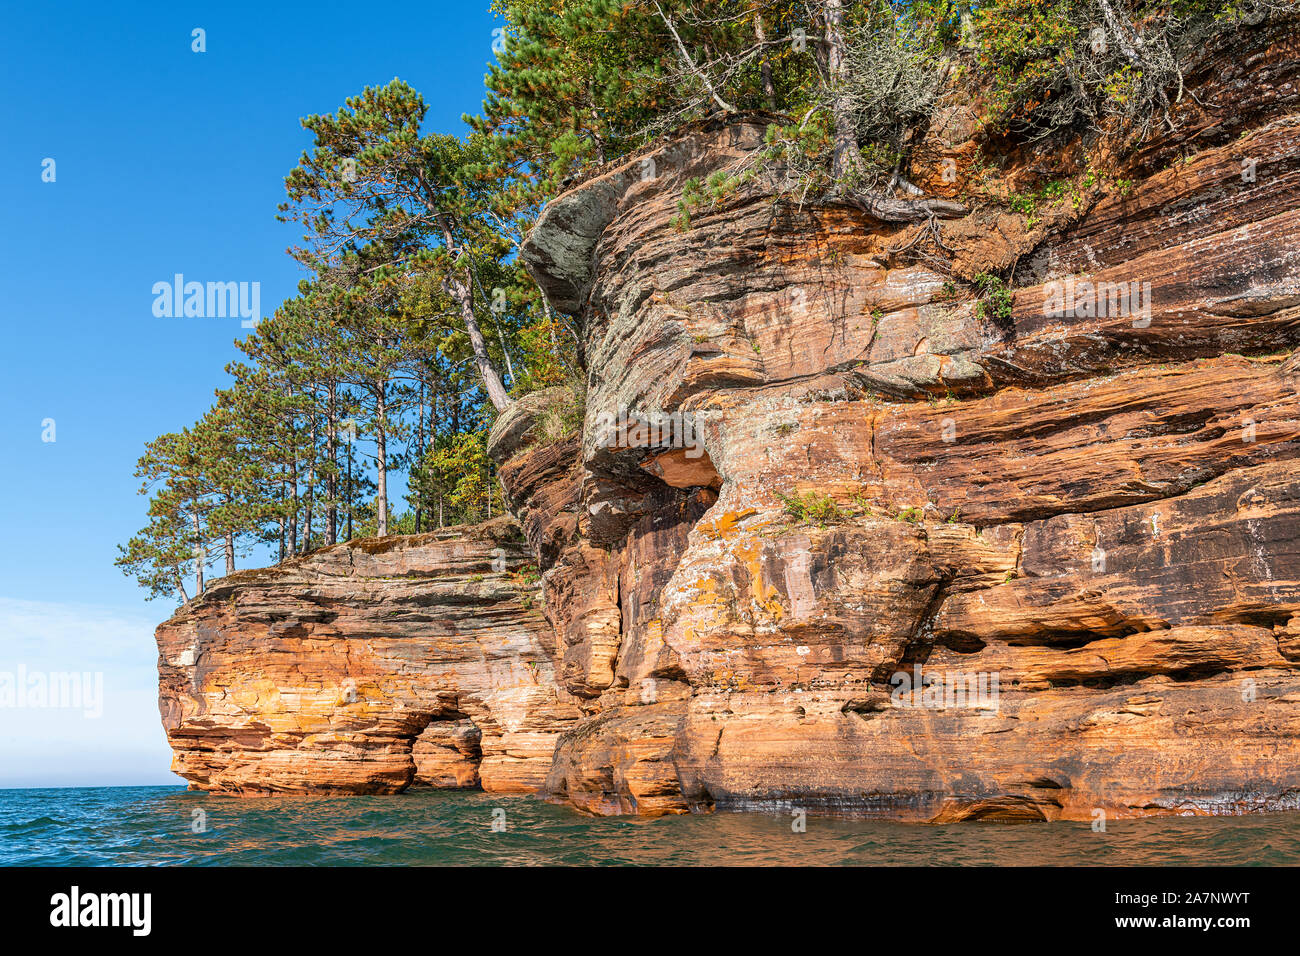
[
  {"x1": 156, "y1": 519, "x2": 581, "y2": 794},
  {"x1": 491, "y1": 16, "x2": 1300, "y2": 821},
  {"x1": 160, "y1": 16, "x2": 1300, "y2": 820}
]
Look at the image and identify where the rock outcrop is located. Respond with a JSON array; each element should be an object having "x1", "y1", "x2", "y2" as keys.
[
  {"x1": 491, "y1": 16, "x2": 1300, "y2": 820},
  {"x1": 159, "y1": 16, "x2": 1300, "y2": 820},
  {"x1": 156, "y1": 519, "x2": 582, "y2": 794}
]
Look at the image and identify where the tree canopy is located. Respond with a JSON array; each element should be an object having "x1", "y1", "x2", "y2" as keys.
[{"x1": 119, "y1": 0, "x2": 1288, "y2": 601}]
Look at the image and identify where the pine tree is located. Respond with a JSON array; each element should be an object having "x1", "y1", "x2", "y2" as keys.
[
  {"x1": 278, "y1": 81, "x2": 515, "y2": 411},
  {"x1": 114, "y1": 505, "x2": 196, "y2": 602},
  {"x1": 122, "y1": 430, "x2": 214, "y2": 599}
]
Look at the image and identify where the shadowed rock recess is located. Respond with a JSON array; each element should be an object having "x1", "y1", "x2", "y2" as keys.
[{"x1": 160, "y1": 20, "x2": 1300, "y2": 820}]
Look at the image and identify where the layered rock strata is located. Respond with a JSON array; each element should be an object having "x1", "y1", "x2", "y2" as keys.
[
  {"x1": 159, "y1": 17, "x2": 1300, "y2": 821},
  {"x1": 491, "y1": 17, "x2": 1300, "y2": 820},
  {"x1": 156, "y1": 519, "x2": 581, "y2": 794}
]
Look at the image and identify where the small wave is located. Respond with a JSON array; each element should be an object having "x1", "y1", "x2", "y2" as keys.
[{"x1": 1, "y1": 815, "x2": 62, "y2": 832}]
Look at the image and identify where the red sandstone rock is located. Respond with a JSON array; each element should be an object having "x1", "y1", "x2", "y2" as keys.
[
  {"x1": 156, "y1": 519, "x2": 582, "y2": 795},
  {"x1": 499, "y1": 16, "x2": 1300, "y2": 821},
  {"x1": 159, "y1": 16, "x2": 1300, "y2": 821}
]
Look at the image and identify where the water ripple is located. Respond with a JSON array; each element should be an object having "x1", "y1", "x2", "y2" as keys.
[{"x1": 1, "y1": 786, "x2": 1298, "y2": 866}]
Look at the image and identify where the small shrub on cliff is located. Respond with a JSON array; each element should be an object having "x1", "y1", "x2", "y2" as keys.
[
  {"x1": 513, "y1": 564, "x2": 541, "y2": 585},
  {"x1": 535, "y1": 378, "x2": 587, "y2": 445},
  {"x1": 896, "y1": 506, "x2": 924, "y2": 524},
  {"x1": 972, "y1": 273, "x2": 1016, "y2": 333},
  {"x1": 671, "y1": 177, "x2": 704, "y2": 232},
  {"x1": 1007, "y1": 191, "x2": 1039, "y2": 226},
  {"x1": 775, "y1": 490, "x2": 847, "y2": 526},
  {"x1": 672, "y1": 166, "x2": 764, "y2": 231}
]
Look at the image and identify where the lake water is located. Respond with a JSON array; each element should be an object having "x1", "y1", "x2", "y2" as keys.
[{"x1": 3, "y1": 786, "x2": 1299, "y2": 866}]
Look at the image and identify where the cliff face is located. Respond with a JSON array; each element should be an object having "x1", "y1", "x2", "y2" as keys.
[
  {"x1": 491, "y1": 18, "x2": 1300, "y2": 820},
  {"x1": 156, "y1": 519, "x2": 582, "y2": 794},
  {"x1": 159, "y1": 18, "x2": 1300, "y2": 820}
]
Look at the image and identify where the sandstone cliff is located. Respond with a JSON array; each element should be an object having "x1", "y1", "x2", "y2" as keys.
[
  {"x1": 160, "y1": 16, "x2": 1300, "y2": 821},
  {"x1": 490, "y1": 16, "x2": 1300, "y2": 821},
  {"x1": 156, "y1": 519, "x2": 582, "y2": 794}
]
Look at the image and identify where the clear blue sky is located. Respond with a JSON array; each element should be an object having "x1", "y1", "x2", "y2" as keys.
[{"x1": 0, "y1": 0, "x2": 502, "y2": 787}]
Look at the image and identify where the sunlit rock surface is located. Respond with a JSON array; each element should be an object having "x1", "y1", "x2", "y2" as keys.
[
  {"x1": 159, "y1": 17, "x2": 1300, "y2": 819},
  {"x1": 156, "y1": 519, "x2": 582, "y2": 795},
  {"x1": 497, "y1": 17, "x2": 1300, "y2": 821}
]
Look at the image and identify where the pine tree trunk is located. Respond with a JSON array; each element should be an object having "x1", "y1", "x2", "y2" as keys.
[
  {"x1": 414, "y1": 381, "x2": 425, "y2": 534},
  {"x1": 755, "y1": 13, "x2": 777, "y2": 109},
  {"x1": 287, "y1": 386, "x2": 300, "y2": 555},
  {"x1": 470, "y1": 265, "x2": 517, "y2": 386},
  {"x1": 192, "y1": 509, "x2": 205, "y2": 597},
  {"x1": 451, "y1": 271, "x2": 512, "y2": 412},
  {"x1": 437, "y1": 221, "x2": 512, "y2": 411},
  {"x1": 302, "y1": 419, "x2": 317, "y2": 554},
  {"x1": 223, "y1": 493, "x2": 235, "y2": 574},
  {"x1": 587, "y1": 91, "x2": 607, "y2": 163},
  {"x1": 289, "y1": 456, "x2": 299, "y2": 555},
  {"x1": 325, "y1": 385, "x2": 337, "y2": 547},
  {"x1": 375, "y1": 384, "x2": 388, "y2": 537},
  {"x1": 824, "y1": 0, "x2": 861, "y2": 182}
]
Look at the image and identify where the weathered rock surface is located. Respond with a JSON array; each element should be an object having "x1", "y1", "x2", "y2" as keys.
[
  {"x1": 156, "y1": 519, "x2": 582, "y2": 794},
  {"x1": 495, "y1": 16, "x2": 1300, "y2": 821},
  {"x1": 158, "y1": 16, "x2": 1300, "y2": 820}
]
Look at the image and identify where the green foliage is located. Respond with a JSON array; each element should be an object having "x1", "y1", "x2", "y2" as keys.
[
  {"x1": 775, "y1": 489, "x2": 847, "y2": 526},
  {"x1": 119, "y1": 0, "x2": 1294, "y2": 604},
  {"x1": 970, "y1": 0, "x2": 1283, "y2": 138},
  {"x1": 672, "y1": 177, "x2": 704, "y2": 232},
  {"x1": 406, "y1": 431, "x2": 504, "y2": 528},
  {"x1": 1007, "y1": 191, "x2": 1038, "y2": 222},
  {"x1": 473, "y1": 0, "x2": 669, "y2": 201},
  {"x1": 895, "y1": 506, "x2": 924, "y2": 524},
  {"x1": 510, "y1": 312, "x2": 579, "y2": 396},
  {"x1": 114, "y1": 509, "x2": 198, "y2": 602},
  {"x1": 972, "y1": 272, "x2": 1015, "y2": 328},
  {"x1": 474, "y1": 0, "x2": 818, "y2": 205},
  {"x1": 974, "y1": 0, "x2": 1082, "y2": 131},
  {"x1": 996, "y1": 164, "x2": 1134, "y2": 228},
  {"x1": 672, "y1": 161, "x2": 769, "y2": 229}
]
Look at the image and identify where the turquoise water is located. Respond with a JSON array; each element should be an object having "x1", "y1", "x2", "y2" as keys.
[{"x1": 3, "y1": 786, "x2": 1300, "y2": 865}]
